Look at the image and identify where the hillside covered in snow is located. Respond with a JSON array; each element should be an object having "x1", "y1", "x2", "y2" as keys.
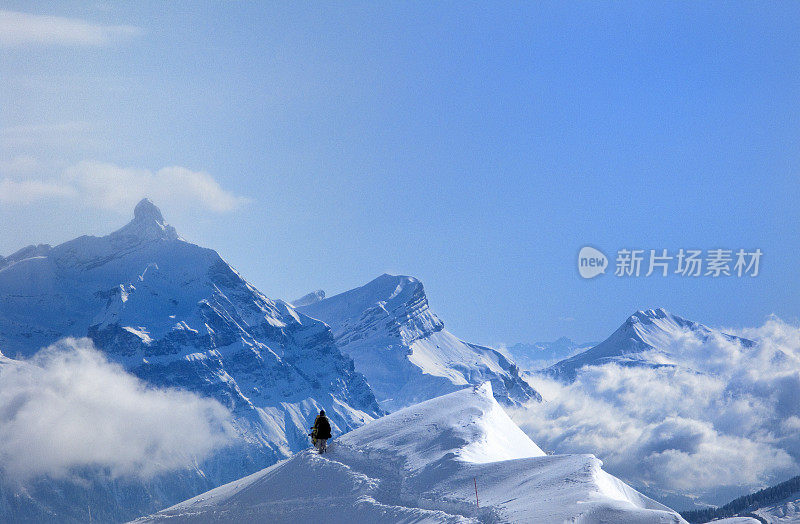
[
  {"x1": 137, "y1": 383, "x2": 686, "y2": 524},
  {"x1": 0, "y1": 200, "x2": 381, "y2": 522},
  {"x1": 683, "y1": 474, "x2": 800, "y2": 523},
  {"x1": 297, "y1": 274, "x2": 540, "y2": 411}
]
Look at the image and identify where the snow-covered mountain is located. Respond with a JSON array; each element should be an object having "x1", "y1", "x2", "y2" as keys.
[
  {"x1": 137, "y1": 382, "x2": 685, "y2": 524},
  {"x1": 0, "y1": 200, "x2": 381, "y2": 522},
  {"x1": 545, "y1": 308, "x2": 755, "y2": 381},
  {"x1": 297, "y1": 274, "x2": 541, "y2": 411},
  {"x1": 505, "y1": 336, "x2": 595, "y2": 371},
  {"x1": 290, "y1": 289, "x2": 325, "y2": 307}
]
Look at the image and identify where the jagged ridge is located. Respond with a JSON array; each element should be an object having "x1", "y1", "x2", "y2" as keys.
[{"x1": 298, "y1": 274, "x2": 541, "y2": 411}]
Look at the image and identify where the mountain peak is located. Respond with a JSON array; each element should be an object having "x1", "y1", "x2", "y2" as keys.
[
  {"x1": 298, "y1": 273, "x2": 436, "y2": 337},
  {"x1": 133, "y1": 198, "x2": 165, "y2": 223},
  {"x1": 291, "y1": 289, "x2": 326, "y2": 308},
  {"x1": 111, "y1": 198, "x2": 178, "y2": 242},
  {"x1": 365, "y1": 273, "x2": 423, "y2": 299},
  {"x1": 628, "y1": 307, "x2": 671, "y2": 324}
]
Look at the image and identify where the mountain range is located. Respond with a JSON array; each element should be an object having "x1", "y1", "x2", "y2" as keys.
[
  {"x1": 4, "y1": 200, "x2": 770, "y2": 522},
  {"x1": 0, "y1": 200, "x2": 545, "y2": 522}
]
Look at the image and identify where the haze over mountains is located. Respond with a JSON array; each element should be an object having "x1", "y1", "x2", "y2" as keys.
[{"x1": 504, "y1": 337, "x2": 595, "y2": 371}]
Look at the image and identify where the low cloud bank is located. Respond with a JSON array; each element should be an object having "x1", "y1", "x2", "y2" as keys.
[
  {"x1": 0, "y1": 159, "x2": 249, "y2": 213},
  {"x1": 513, "y1": 316, "x2": 800, "y2": 504},
  {"x1": 0, "y1": 338, "x2": 234, "y2": 482}
]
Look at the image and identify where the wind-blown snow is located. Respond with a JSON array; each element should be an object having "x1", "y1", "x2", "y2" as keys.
[
  {"x1": 290, "y1": 289, "x2": 325, "y2": 307},
  {"x1": 136, "y1": 383, "x2": 685, "y2": 523},
  {"x1": 298, "y1": 274, "x2": 541, "y2": 411}
]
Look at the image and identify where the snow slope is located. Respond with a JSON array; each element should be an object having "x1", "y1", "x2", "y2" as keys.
[
  {"x1": 545, "y1": 308, "x2": 755, "y2": 381},
  {"x1": 684, "y1": 474, "x2": 800, "y2": 523},
  {"x1": 298, "y1": 274, "x2": 540, "y2": 411},
  {"x1": 0, "y1": 200, "x2": 381, "y2": 522},
  {"x1": 137, "y1": 383, "x2": 685, "y2": 524},
  {"x1": 754, "y1": 497, "x2": 800, "y2": 523}
]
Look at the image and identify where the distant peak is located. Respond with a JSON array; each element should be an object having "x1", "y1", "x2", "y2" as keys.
[
  {"x1": 291, "y1": 290, "x2": 326, "y2": 308},
  {"x1": 110, "y1": 198, "x2": 178, "y2": 242},
  {"x1": 133, "y1": 198, "x2": 164, "y2": 223}
]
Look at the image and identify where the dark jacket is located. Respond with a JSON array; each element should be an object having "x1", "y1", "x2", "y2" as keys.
[{"x1": 313, "y1": 414, "x2": 332, "y2": 439}]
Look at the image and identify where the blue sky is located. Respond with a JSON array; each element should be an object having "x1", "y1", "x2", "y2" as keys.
[{"x1": 1, "y1": 2, "x2": 799, "y2": 345}]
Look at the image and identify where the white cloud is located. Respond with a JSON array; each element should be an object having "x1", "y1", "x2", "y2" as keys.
[
  {"x1": 0, "y1": 338, "x2": 234, "y2": 482},
  {"x1": 0, "y1": 177, "x2": 78, "y2": 204},
  {"x1": 0, "y1": 159, "x2": 249, "y2": 213},
  {"x1": 65, "y1": 161, "x2": 251, "y2": 213},
  {"x1": 0, "y1": 10, "x2": 140, "y2": 47},
  {"x1": 512, "y1": 318, "x2": 800, "y2": 505}
]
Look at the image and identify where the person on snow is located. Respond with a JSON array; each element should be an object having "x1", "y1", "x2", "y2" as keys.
[{"x1": 310, "y1": 409, "x2": 332, "y2": 453}]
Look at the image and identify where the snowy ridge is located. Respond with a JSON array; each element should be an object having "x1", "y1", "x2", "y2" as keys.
[
  {"x1": 0, "y1": 200, "x2": 381, "y2": 522},
  {"x1": 298, "y1": 274, "x2": 541, "y2": 411},
  {"x1": 137, "y1": 383, "x2": 685, "y2": 523},
  {"x1": 545, "y1": 308, "x2": 755, "y2": 381}
]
